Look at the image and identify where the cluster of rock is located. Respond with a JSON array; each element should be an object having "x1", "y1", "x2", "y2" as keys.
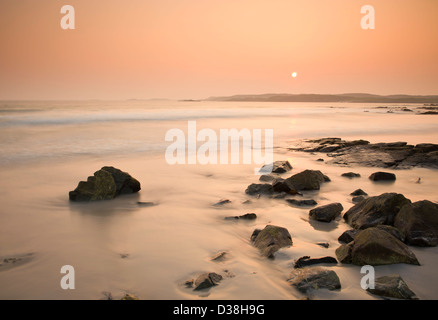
[{"x1": 288, "y1": 138, "x2": 438, "y2": 169}]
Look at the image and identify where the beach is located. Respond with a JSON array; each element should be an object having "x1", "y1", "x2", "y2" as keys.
[{"x1": 1, "y1": 100, "x2": 438, "y2": 300}]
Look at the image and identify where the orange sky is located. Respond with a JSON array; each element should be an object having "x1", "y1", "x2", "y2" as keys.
[{"x1": 0, "y1": 0, "x2": 437, "y2": 100}]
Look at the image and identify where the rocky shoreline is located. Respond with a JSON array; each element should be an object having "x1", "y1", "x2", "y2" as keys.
[{"x1": 288, "y1": 137, "x2": 438, "y2": 169}]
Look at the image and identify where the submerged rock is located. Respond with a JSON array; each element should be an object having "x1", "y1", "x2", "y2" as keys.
[
  {"x1": 69, "y1": 167, "x2": 141, "y2": 201},
  {"x1": 343, "y1": 193, "x2": 411, "y2": 229},
  {"x1": 286, "y1": 199, "x2": 318, "y2": 207},
  {"x1": 192, "y1": 272, "x2": 223, "y2": 291},
  {"x1": 245, "y1": 183, "x2": 274, "y2": 196},
  {"x1": 335, "y1": 227, "x2": 420, "y2": 266},
  {"x1": 350, "y1": 189, "x2": 368, "y2": 196},
  {"x1": 352, "y1": 195, "x2": 367, "y2": 204},
  {"x1": 342, "y1": 172, "x2": 361, "y2": 178},
  {"x1": 309, "y1": 203, "x2": 344, "y2": 222},
  {"x1": 251, "y1": 225, "x2": 292, "y2": 259},
  {"x1": 394, "y1": 200, "x2": 438, "y2": 247},
  {"x1": 367, "y1": 275, "x2": 418, "y2": 300},
  {"x1": 288, "y1": 268, "x2": 341, "y2": 293},
  {"x1": 259, "y1": 161, "x2": 292, "y2": 174},
  {"x1": 369, "y1": 172, "x2": 396, "y2": 181},
  {"x1": 213, "y1": 199, "x2": 232, "y2": 206},
  {"x1": 294, "y1": 256, "x2": 338, "y2": 268},
  {"x1": 225, "y1": 213, "x2": 257, "y2": 221}
]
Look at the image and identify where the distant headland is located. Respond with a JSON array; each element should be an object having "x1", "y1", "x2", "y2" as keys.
[{"x1": 205, "y1": 93, "x2": 438, "y2": 104}]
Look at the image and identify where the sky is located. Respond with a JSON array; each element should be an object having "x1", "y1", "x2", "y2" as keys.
[{"x1": 0, "y1": 0, "x2": 437, "y2": 100}]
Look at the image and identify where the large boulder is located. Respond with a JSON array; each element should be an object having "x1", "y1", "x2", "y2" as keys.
[
  {"x1": 335, "y1": 227, "x2": 420, "y2": 266},
  {"x1": 369, "y1": 172, "x2": 396, "y2": 181},
  {"x1": 69, "y1": 167, "x2": 141, "y2": 201},
  {"x1": 367, "y1": 275, "x2": 418, "y2": 300},
  {"x1": 394, "y1": 200, "x2": 438, "y2": 247},
  {"x1": 251, "y1": 225, "x2": 292, "y2": 259},
  {"x1": 288, "y1": 268, "x2": 341, "y2": 294},
  {"x1": 309, "y1": 203, "x2": 343, "y2": 222},
  {"x1": 284, "y1": 170, "x2": 329, "y2": 191},
  {"x1": 343, "y1": 193, "x2": 411, "y2": 229}
]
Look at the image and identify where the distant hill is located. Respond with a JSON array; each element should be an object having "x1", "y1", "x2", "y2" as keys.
[{"x1": 206, "y1": 93, "x2": 438, "y2": 103}]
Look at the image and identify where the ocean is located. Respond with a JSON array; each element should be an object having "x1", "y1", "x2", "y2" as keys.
[{"x1": 1, "y1": 100, "x2": 438, "y2": 299}]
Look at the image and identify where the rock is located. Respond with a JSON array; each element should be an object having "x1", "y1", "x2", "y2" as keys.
[
  {"x1": 225, "y1": 213, "x2": 257, "y2": 221},
  {"x1": 137, "y1": 201, "x2": 155, "y2": 207},
  {"x1": 284, "y1": 170, "x2": 329, "y2": 191},
  {"x1": 289, "y1": 138, "x2": 438, "y2": 169},
  {"x1": 193, "y1": 272, "x2": 223, "y2": 291},
  {"x1": 309, "y1": 203, "x2": 343, "y2": 222},
  {"x1": 101, "y1": 166, "x2": 141, "y2": 196},
  {"x1": 394, "y1": 200, "x2": 438, "y2": 247},
  {"x1": 343, "y1": 193, "x2": 411, "y2": 229},
  {"x1": 69, "y1": 169, "x2": 117, "y2": 201},
  {"x1": 121, "y1": 294, "x2": 139, "y2": 300},
  {"x1": 294, "y1": 256, "x2": 338, "y2": 268},
  {"x1": 251, "y1": 225, "x2": 292, "y2": 259},
  {"x1": 245, "y1": 183, "x2": 274, "y2": 196},
  {"x1": 259, "y1": 161, "x2": 292, "y2": 174},
  {"x1": 259, "y1": 174, "x2": 278, "y2": 182},
  {"x1": 338, "y1": 229, "x2": 359, "y2": 244},
  {"x1": 316, "y1": 242, "x2": 330, "y2": 248},
  {"x1": 288, "y1": 268, "x2": 341, "y2": 293},
  {"x1": 286, "y1": 199, "x2": 318, "y2": 207},
  {"x1": 350, "y1": 189, "x2": 368, "y2": 196},
  {"x1": 211, "y1": 251, "x2": 229, "y2": 262},
  {"x1": 272, "y1": 178, "x2": 300, "y2": 194},
  {"x1": 213, "y1": 199, "x2": 232, "y2": 206},
  {"x1": 335, "y1": 227, "x2": 420, "y2": 266},
  {"x1": 369, "y1": 172, "x2": 396, "y2": 181},
  {"x1": 375, "y1": 225, "x2": 405, "y2": 242},
  {"x1": 342, "y1": 172, "x2": 361, "y2": 178},
  {"x1": 367, "y1": 275, "x2": 418, "y2": 300},
  {"x1": 352, "y1": 195, "x2": 366, "y2": 203},
  {"x1": 69, "y1": 167, "x2": 141, "y2": 201}
]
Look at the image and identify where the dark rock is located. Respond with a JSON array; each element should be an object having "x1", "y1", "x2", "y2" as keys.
[
  {"x1": 316, "y1": 242, "x2": 330, "y2": 248},
  {"x1": 335, "y1": 227, "x2": 420, "y2": 266},
  {"x1": 289, "y1": 138, "x2": 438, "y2": 169},
  {"x1": 69, "y1": 167, "x2": 140, "y2": 202},
  {"x1": 272, "y1": 179, "x2": 300, "y2": 194},
  {"x1": 352, "y1": 196, "x2": 366, "y2": 203},
  {"x1": 259, "y1": 174, "x2": 278, "y2": 182},
  {"x1": 211, "y1": 251, "x2": 229, "y2": 262},
  {"x1": 251, "y1": 225, "x2": 292, "y2": 259},
  {"x1": 288, "y1": 268, "x2": 341, "y2": 293},
  {"x1": 369, "y1": 172, "x2": 396, "y2": 181},
  {"x1": 250, "y1": 229, "x2": 261, "y2": 242},
  {"x1": 69, "y1": 169, "x2": 117, "y2": 201},
  {"x1": 245, "y1": 183, "x2": 274, "y2": 196},
  {"x1": 338, "y1": 229, "x2": 359, "y2": 244},
  {"x1": 342, "y1": 172, "x2": 361, "y2": 178},
  {"x1": 294, "y1": 256, "x2": 338, "y2": 268},
  {"x1": 225, "y1": 213, "x2": 257, "y2": 221},
  {"x1": 286, "y1": 199, "x2": 318, "y2": 207},
  {"x1": 350, "y1": 189, "x2": 368, "y2": 196},
  {"x1": 394, "y1": 200, "x2": 438, "y2": 247},
  {"x1": 213, "y1": 199, "x2": 232, "y2": 206},
  {"x1": 193, "y1": 272, "x2": 223, "y2": 291},
  {"x1": 259, "y1": 161, "x2": 292, "y2": 174},
  {"x1": 284, "y1": 170, "x2": 329, "y2": 191},
  {"x1": 101, "y1": 166, "x2": 141, "y2": 196},
  {"x1": 375, "y1": 225, "x2": 405, "y2": 242},
  {"x1": 343, "y1": 193, "x2": 411, "y2": 229},
  {"x1": 309, "y1": 203, "x2": 344, "y2": 222},
  {"x1": 367, "y1": 275, "x2": 418, "y2": 300}
]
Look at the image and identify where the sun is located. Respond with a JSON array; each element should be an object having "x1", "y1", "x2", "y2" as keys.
[{"x1": 291, "y1": 72, "x2": 298, "y2": 78}]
